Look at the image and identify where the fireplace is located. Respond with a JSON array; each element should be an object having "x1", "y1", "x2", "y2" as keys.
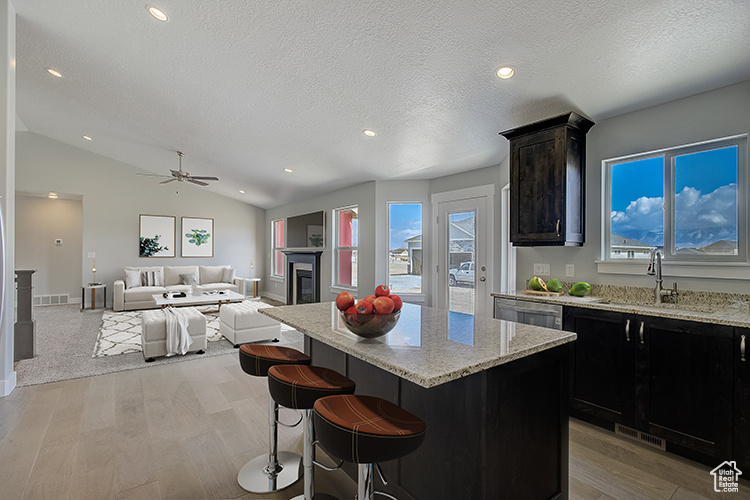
[{"x1": 283, "y1": 250, "x2": 322, "y2": 305}]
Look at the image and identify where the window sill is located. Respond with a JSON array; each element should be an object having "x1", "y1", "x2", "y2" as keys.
[
  {"x1": 596, "y1": 260, "x2": 750, "y2": 279},
  {"x1": 329, "y1": 285, "x2": 358, "y2": 297},
  {"x1": 269, "y1": 275, "x2": 284, "y2": 283}
]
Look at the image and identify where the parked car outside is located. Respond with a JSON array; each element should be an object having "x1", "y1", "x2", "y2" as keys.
[{"x1": 449, "y1": 262, "x2": 474, "y2": 286}]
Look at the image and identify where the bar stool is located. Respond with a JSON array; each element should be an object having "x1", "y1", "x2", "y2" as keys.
[
  {"x1": 238, "y1": 344, "x2": 311, "y2": 493},
  {"x1": 313, "y1": 395, "x2": 427, "y2": 500},
  {"x1": 268, "y1": 364, "x2": 356, "y2": 500}
]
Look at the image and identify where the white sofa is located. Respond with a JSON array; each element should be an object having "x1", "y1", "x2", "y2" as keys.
[{"x1": 114, "y1": 265, "x2": 245, "y2": 311}]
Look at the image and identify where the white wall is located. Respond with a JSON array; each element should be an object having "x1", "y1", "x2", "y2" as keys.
[
  {"x1": 514, "y1": 80, "x2": 750, "y2": 293},
  {"x1": 15, "y1": 194, "x2": 83, "y2": 298},
  {"x1": 15, "y1": 132, "x2": 266, "y2": 306}
]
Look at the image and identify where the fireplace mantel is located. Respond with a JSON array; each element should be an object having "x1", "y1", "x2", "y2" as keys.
[{"x1": 283, "y1": 250, "x2": 323, "y2": 305}]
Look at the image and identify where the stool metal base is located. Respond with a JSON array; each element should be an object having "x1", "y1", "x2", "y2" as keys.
[
  {"x1": 237, "y1": 451, "x2": 302, "y2": 493},
  {"x1": 290, "y1": 494, "x2": 339, "y2": 500}
]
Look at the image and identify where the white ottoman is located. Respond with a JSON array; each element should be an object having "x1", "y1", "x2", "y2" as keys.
[
  {"x1": 219, "y1": 302, "x2": 281, "y2": 347},
  {"x1": 141, "y1": 307, "x2": 208, "y2": 362}
]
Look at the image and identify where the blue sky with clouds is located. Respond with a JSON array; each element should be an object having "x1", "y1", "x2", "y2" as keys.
[
  {"x1": 389, "y1": 203, "x2": 422, "y2": 249},
  {"x1": 610, "y1": 146, "x2": 738, "y2": 249}
]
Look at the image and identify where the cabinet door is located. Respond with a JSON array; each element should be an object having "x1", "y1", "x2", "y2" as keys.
[
  {"x1": 510, "y1": 127, "x2": 566, "y2": 245},
  {"x1": 564, "y1": 307, "x2": 636, "y2": 426},
  {"x1": 638, "y1": 316, "x2": 733, "y2": 459},
  {"x1": 735, "y1": 328, "x2": 750, "y2": 472}
]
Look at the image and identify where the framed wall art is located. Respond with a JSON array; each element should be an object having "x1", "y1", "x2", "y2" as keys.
[
  {"x1": 181, "y1": 217, "x2": 214, "y2": 257},
  {"x1": 139, "y1": 215, "x2": 176, "y2": 258}
]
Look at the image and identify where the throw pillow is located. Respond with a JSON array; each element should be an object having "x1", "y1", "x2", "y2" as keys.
[
  {"x1": 180, "y1": 273, "x2": 198, "y2": 285},
  {"x1": 124, "y1": 269, "x2": 141, "y2": 289},
  {"x1": 222, "y1": 267, "x2": 236, "y2": 283},
  {"x1": 141, "y1": 270, "x2": 161, "y2": 287}
]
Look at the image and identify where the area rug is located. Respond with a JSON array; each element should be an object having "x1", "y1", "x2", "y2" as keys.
[
  {"x1": 15, "y1": 302, "x2": 304, "y2": 388},
  {"x1": 93, "y1": 301, "x2": 294, "y2": 357}
]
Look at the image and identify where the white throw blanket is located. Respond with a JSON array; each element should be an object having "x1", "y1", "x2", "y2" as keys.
[{"x1": 164, "y1": 307, "x2": 193, "y2": 356}]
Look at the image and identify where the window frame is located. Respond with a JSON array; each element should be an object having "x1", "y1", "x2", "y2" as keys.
[
  {"x1": 332, "y1": 205, "x2": 358, "y2": 290},
  {"x1": 601, "y1": 134, "x2": 748, "y2": 272},
  {"x1": 386, "y1": 201, "x2": 424, "y2": 296},
  {"x1": 271, "y1": 218, "x2": 285, "y2": 280}
]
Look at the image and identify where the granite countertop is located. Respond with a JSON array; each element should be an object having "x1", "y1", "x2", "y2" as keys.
[
  {"x1": 259, "y1": 302, "x2": 576, "y2": 389},
  {"x1": 492, "y1": 289, "x2": 750, "y2": 328}
]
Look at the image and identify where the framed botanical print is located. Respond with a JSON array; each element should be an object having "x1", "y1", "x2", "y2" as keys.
[
  {"x1": 139, "y1": 215, "x2": 175, "y2": 257},
  {"x1": 181, "y1": 217, "x2": 214, "y2": 257}
]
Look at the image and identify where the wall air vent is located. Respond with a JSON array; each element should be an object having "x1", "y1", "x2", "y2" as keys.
[
  {"x1": 615, "y1": 423, "x2": 666, "y2": 451},
  {"x1": 33, "y1": 294, "x2": 70, "y2": 306}
]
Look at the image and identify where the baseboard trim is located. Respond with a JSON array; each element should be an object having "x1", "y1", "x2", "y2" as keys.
[
  {"x1": 263, "y1": 292, "x2": 285, "y2": 303},
  {"x1": 1, "y1": 370, "x2": 17, "y2": 397}
]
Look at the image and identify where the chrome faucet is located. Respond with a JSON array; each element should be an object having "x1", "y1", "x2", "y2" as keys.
[{"x1": 647, "y1": 248, "x2": 678, "y2": 304}]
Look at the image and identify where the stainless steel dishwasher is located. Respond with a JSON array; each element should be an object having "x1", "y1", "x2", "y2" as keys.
[{"x1": 493, "y1": 296, "x2": 563, "y2": 329}]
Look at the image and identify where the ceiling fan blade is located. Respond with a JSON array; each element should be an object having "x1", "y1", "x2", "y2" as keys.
[
  {"x1": 160, "y1": 178, "x2": 178, "y2": 184},
  {"x1": 169, "y1": 169, "x2": 182, "y2": 176},
  {"x1": 187, "y1": 178, "x2": 209, "y2": 186},
  {"x1": 189, "y1": 176, "x2": 219, "y2": 181},
  {"x1": 137, "y1": 173, "x2": 171, "y2": 178}
]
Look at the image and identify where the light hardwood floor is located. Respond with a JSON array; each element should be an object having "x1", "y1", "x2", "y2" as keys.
[{"x1": 1, "y1": 352, "x2": 748, "y2": 500}]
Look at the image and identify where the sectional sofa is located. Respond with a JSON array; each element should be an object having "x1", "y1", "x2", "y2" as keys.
[{"x1": 113, "y1": 265, "x2": 245, "y2": 311}]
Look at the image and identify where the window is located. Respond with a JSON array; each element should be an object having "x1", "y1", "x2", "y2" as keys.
[
  {"x1": 271, "y1": 219, "x2": 285, "y2": 278},
  {"x1": 604, "y1": 135, "x2": 747, "y2": 262},
  {"x1": 333, "y1": 206, "x2": 358, "y2": 288},
  {"x1": 388, "y1": 203, "x2": 422, "y2": 294}
]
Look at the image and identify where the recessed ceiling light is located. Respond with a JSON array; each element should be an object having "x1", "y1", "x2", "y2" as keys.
[
  {"x1": 48, "y1": 192, "x2": 58, "y2": 199},
  {"x1": 82, "y1": 135, "x2": 92, "y2": 141},
  {"x1": 147, "y1": 6, "x2": 169, "y2": 22},
  {"x1": 284, "y1": 168, "x2": 293, "y2": 173},
  {"x1": 363, "y1": 129, "x2": 376, "y2": 137},
  {"x1": 47, "y1": 68, "x2": 63, "y2": 78},
  {"x1": 239, "y1": 190, "x2": 245, "y2": 194},
  {"x1": 496, "y1": 66, "x2": 515, "y2": 79}
]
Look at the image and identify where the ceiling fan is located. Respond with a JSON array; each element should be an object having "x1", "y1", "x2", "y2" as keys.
[{"x1": 139, "y1": 151, "x2": 219, "y2": 186}]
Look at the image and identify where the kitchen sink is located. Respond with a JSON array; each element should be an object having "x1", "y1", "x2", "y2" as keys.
[{"x1": 591, "y1": 297, "x2": 720, "y2": 314}]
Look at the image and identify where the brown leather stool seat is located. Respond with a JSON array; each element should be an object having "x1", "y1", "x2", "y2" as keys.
[
  {"x1": 239, "y1": 344, "x2": 311, "y2": 377},
  {"x1": 267, "y1": 365, "x2": 356, "y2": 409},
  {"x1": 313, "y1": 395, "x2": 426, "y2": 465}
]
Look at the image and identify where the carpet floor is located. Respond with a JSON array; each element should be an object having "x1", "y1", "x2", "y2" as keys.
[{"x1": 14, "y1": 302, "x2": 303, "y2": 387}]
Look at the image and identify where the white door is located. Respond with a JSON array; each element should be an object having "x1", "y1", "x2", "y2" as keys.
[{"x1": 433, "y1": 187, "x2": 493, "y2": 317}]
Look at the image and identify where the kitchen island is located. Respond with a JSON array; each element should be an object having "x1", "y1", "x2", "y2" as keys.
[{"x1": 261, "y1": 302, "x2": 577, "y2": 500}]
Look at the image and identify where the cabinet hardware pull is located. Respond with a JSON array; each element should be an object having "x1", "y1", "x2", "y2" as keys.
[
  {"x1": 479, "y1": 276, "x2": 486, "y2": 282},
  {"x1": 625, "y1": 319, "x2": 630, "y2": 342},
  {"x1": 742, "y1": 335, "x2": 746, "y2": 362},
  {"x1": 639, "y1": 321, "x2": 645, "y2": 345},
  {"x1": 556, "y1": 219, "x2": 561, "y2": 237}
]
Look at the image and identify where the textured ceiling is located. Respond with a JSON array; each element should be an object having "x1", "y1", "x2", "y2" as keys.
[{"x1": 14, "y1": 0, "x2": 750, "y2": 208}]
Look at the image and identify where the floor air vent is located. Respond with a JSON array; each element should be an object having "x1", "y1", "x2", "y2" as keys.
[
  {"x1": 615, "y1": 424, "x2": 666, "y2": 451},
  {"x1": 33, "y1": 294, "x2": 70, "y2": 306}
]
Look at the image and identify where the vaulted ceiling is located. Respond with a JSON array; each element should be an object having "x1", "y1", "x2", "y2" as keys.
[{"x1": 14, "y1": 0, "x2": 750, "y2": 208}]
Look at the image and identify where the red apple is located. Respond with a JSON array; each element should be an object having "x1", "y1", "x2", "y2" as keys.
[
  {"x1": 335, "y1": 291, "x2": 355, "y2": 311},
  {"x1": 344, "y1": 305, "x2": 358, "y2": 315},
  {"x1": 375, "y1": 284, "x2": 390, "y2": 297},
  {"x1": 390, "y1": 294, "x2": 403, "y2": 312},
  {"x1": 372, "y1": 296, "x2": 395, "y2": 315},
  {"x1": 365, "y1": 294, "x2": 377, "y2": 302},
  {"x1": 355, "y1": 299, "x2": 373, "y2": 315}
]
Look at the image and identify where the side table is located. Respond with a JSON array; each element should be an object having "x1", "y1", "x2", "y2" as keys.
[
  {"x1": 241, "y1": 278, "x2": 261, "y2": 298},
  {"x1": 82, "y1": 283, "x2": 107, "y2": 311}
]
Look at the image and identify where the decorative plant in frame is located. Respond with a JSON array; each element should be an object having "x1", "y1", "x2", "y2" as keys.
[
  {"x1": 139, "y1": 215, "x2": 176, "y2": 258},
  {"x1": 185, "y1": 228, "x2": 210, "y2": 246},
  {"x1": 140, "y1": 235, "x2": 169, "y2": 257},
  {"x1": 181, "y1": 217, "x2": 214, "y2": 257}
]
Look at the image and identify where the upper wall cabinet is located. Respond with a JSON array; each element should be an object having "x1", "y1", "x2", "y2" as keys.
[{"x1": 500, "y1": 112, "x2": 594, "y2": 246}]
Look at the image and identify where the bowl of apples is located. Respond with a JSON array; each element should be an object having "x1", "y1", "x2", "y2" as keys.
[{"x1": 335, "y1": 285, "x2": 402, "y2": 339}]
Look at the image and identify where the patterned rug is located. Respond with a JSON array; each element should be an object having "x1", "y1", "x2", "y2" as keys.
[{"x1": 93, "y1": 301, "x2": 290, "y2": 357}]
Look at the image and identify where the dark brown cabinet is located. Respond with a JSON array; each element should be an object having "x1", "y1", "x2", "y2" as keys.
[
  {"x1": 564, "y1": 307, "x2": 636, "y2": 427},
  {"x1": 500, "y1": 112, "x2": 594, "y2": 246},
  {"x1": 565, "y1": 307, "x2": 734, "y2": 464},
  {"x1": 735, "y1": 328, "x2": 750, "y2": 472}
]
